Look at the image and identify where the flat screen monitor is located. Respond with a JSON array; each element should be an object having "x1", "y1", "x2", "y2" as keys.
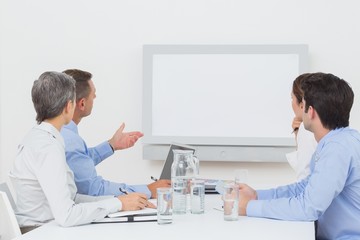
[{"x1": 142, "y1": 44, "x2": 308, "y2": 162}]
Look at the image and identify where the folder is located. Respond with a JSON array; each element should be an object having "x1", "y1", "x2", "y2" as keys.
[{"x1": 92, "y1": 207, "x2": 157, "y2": 224}]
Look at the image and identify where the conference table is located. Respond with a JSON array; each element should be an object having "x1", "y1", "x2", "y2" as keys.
[{"x1": 15, "y1": 195, "x2": 315, "y2": 240}]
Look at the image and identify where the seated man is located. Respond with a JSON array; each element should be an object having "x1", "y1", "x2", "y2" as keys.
[
  {"x1": 238, "y1": 72, "x2": 360, "y2": 239},
  {"x1": 10, "y1": 72, "x2": 152, "y2": 233},
  {"x1": 61, "y1": 69, "x2": 170, "y2": 198}
]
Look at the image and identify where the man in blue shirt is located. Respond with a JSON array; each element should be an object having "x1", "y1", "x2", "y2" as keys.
[
  {"x1": 61, "y1": 69, "x2": 170, "y2": 199},
  {"x1": 239, "y1": 72, "x2": 360, "y2": 239}
]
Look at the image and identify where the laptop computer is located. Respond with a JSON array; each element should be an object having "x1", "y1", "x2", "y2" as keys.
[{"x1": 159, "y1": 143, "x2": 218, "y2": 194}]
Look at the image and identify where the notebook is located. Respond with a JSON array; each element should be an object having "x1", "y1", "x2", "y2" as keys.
[
  {"x1": 92, "y1": 213, "x2": 157, "y2": 223},
  {"x1": 92, "y1": 200, "x2": 157, "y2": 223},
  {"x1": 159, "y1": 143, "x2": 218, "y2": 194}
]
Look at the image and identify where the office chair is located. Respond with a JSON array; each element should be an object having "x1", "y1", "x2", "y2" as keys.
[
  {"x1": 0, "y1": 191, "x2": 21, "y2": 240},
  {"x1": 0, "y1": 182, "x2": 17, "y2": 211}
]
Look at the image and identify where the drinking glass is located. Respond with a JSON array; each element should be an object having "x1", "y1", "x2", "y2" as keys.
[
  {"x1": 223, "y1": 184, "x2": 239, "y2": 221},
  {"x1": 190, "y1": 179, "x2": 205, "y2": 214},
  {"x1": 157, "y1": 187, "x2": 172, "y2": 224}
]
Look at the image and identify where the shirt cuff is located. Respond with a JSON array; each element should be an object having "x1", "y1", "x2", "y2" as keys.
[
  {"x1": 257, "y1": 189, "x2": 274, "y2": 200},
  {"x1": 247, "y1": 200, "x2": 264, "y2": 217},
  {"x1": 96, "y1": 141, "x2": 114, "y2": 159},
  {"x1": 108, "y1": 141, "x2": 115, "y2": 153},
  {"x1": 126, "y1": 185, "x2": 152, "y2": 199},
  {"x1": 105, "y1": 197, "x2": 122, "y2": 213}
]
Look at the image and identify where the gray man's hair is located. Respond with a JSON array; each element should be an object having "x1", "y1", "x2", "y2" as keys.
[{"x1": 31, "y1": 71, "x2": 76, "y2": 124}]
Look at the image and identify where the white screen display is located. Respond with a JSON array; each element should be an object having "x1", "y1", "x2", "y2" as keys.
[
  {"x1": 152, "y1": 54, "x2": 297, "y2": 139},
  {"x1": 142, "y1": 45, "x2": 308, "y2": 161}
]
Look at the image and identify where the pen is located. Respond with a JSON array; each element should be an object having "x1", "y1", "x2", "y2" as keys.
[
  {"x1": 119, "y1": 187, "x2": 128, "y2": 195},
  {"x1": 151, "y1": 176, "x2": 158, "y2": 182},
  {"x1": 291, "y1": 127, "x2": 299, "y2": 134}
]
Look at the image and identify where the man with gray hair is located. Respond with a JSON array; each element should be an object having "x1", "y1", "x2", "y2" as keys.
[{"x1": 10, "y1": 71, "x2": 153, "y2": 234}]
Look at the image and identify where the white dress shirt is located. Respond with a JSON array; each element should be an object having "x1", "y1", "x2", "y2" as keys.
[
  {"x1": 10, "y1": 122, "x2": 121, "y2": 227},
  {"x1": 286, "y1": 123, "x2": 317, "y2": 180}
]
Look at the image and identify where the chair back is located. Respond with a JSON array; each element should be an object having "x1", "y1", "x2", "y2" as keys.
[
  {"x1": 0, "y1": 191, "x2": 21, "y2": 240},
  {"x1": 0, "y1": 182, "x2": 17, "y2": 211}
]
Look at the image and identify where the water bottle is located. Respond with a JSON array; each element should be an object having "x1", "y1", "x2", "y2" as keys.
[{"x1": 171, "y1": 149, "x2": 199, "y2": 214}]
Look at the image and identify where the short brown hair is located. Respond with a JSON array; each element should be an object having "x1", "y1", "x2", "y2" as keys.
[
  {"x1": 302, "y1": 72, "x2": 354, "y2": 129},
  {"x1": 63, "y1": 69, "x2": 92, "y2": 101}
]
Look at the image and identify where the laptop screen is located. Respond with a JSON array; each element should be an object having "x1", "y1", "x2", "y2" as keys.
[{"x1": 159, "y1": 144, "x2": 196, "y2": 180}]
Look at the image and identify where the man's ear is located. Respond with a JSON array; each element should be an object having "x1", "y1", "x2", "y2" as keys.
[
  {"x1": 308, "y1": 106, "x2": 316, "y2": 119},
  {"x1": 78, "y1": 98, "x2": 86, "y2": 110},
  {"x1": 64, "y1": 100, "x2": 73, "y2": 114}
]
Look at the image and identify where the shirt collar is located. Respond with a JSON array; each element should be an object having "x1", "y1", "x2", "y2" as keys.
[
  {"x1": 35, "y1": 122, "x2": 65, "y2": 147},
  {"x1": 62, "y1": 120, "x2": 79, "y2": 134},
  {"x1": 317, "y1": 127, "x2": 348, "y2": 149}
]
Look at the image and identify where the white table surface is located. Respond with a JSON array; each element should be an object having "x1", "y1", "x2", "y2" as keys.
[{"x1": 16, "y1": 195, "x2": 315, "y2": 240}]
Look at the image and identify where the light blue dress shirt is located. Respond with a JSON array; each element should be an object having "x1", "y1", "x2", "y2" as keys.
[
  {"x1": 247, "y1": 127, "x2": 360, "y2": 240},
  {"x1": 61, "y1": 121, "x2": 151, "y2": 198}
]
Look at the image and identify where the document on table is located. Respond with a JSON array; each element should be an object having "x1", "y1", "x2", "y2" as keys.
[
  {"x1": 92, "y1": 199, "x2": 157, "y2": 223},
  {"x1": 108, "y1": 207, "x2": 157, "y2": 218}
]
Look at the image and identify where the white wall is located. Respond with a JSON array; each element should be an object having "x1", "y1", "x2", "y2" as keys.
[{"x1": 1, "y1": 0, "x2": 359, "y2": 188}]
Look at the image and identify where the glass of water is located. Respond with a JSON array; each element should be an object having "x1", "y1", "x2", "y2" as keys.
[
  {"x1": 190, "y1": 179, "x2": 205, "y2": 214},
  {"x1": 172, "y1": 178, "x2": 187, "y2": 214},
  {"x1": 157, "y1": 187, "x2": 172, "y2": 225},
  {"x1": 223, "y1": 184, "x2": 239, "y2": 221}
]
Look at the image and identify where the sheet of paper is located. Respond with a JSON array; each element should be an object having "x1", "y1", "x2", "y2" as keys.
[
  {"x1": 108, "y1": 199, "x2": 157, "y2": 218},
  {"x1": 108, "y1": 208, "x2": 157, "y2": 218}
]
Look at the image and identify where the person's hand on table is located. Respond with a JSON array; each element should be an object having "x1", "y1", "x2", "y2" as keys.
[
  {"x1": 117, "y1": 192, "x2": 155, "y2": 211},
  {"x1": 238, "y1": 183, "x2": 257, "y2": 216},
  {"x1": 147, "y1": 180, "x2": 171, "y2": 198}
]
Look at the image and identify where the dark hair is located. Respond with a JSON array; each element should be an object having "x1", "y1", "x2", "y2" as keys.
[
  {"x1": 32, "y1": 72, "x2": 76, "y2": 124},
  {"x1": 301, "y1": 72, "x2": 354, "y2": 130},
  {"x1": 63, "y1": 69, "x2": 92, "y2": 101},
  {"x1": 292, "y1": 73, "x2": 312, "y2": 104}
]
